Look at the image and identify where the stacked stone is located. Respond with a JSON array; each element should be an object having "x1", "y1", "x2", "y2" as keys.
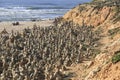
[{"x1": 0, "y1": 20, "x2": 100, "y2": 80}]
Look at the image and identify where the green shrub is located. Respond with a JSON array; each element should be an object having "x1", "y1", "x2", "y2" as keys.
[
  {"x1": 112, "y1": 52, "x2": 120, "y2": 63},
  {"x1": 108, "y1": 27, "x2": 120, "y2": 36},
  {"x1": 92, "y1": 49, "x2": 101, "y2": 58},
  {"x1": 113, "y1": 15, "x2": 120, "y2": 23},
  {"x1": 113, "y1": 6, "x2": 120, "y2": 23}
]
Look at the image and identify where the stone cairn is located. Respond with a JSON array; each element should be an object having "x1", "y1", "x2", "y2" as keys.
[{"x1": 0, "y1": 19, "x2": 100, "y2": 80}]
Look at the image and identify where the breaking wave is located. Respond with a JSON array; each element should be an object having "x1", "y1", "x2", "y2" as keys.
[{"x1": 0, "y1": 6, "x2": 69, "y2": 21}]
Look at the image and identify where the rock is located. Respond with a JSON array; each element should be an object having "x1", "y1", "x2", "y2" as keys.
[
  {"x1": 12, "y1": 22, "x2": 19, "y2": 26},
  {"x1": 0, "y1": 60, "x2": 3, "y2": 74},
  {"x1": 85, "y1": 67, "x2": 101, "y2": 80},
  {"x1": 86, "y1": 61, "x2": 94, "y2": 68},
  {"x1": 31, "y1": 19, "x2": 37, "y2": 22}
]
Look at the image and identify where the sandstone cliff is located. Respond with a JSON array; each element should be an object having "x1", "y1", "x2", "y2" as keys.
[
  {"x1": 63, "y1": 0, "x2": 120, "y2": 30},
  {"x1": 62, "y1": 0, "x2": 120, "y2": 80}
]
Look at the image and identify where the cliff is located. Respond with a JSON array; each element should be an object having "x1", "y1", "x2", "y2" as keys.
[
  {"x1": 62, "y1": 0, "x2": 120, "y2": 80},
  {"x1": 63, "y1": 0, "x2": 120, "y2": 29}
]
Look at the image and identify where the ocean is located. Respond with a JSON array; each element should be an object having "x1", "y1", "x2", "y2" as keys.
[{"x1": 0, "y1": 0, "x2": 91, "y2": 21}]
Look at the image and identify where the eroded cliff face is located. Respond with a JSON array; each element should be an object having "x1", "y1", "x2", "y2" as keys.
[
  {"x1": 62, "y1": 0, "x2": 120, "y2": 80},
  {"x1": 63, "y1": 0, "x2": 120, "y2": 29}
]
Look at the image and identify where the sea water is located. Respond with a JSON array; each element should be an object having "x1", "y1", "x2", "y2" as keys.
[{"x1": 0, "y1": 0, "x2": 91, "y2": 21}]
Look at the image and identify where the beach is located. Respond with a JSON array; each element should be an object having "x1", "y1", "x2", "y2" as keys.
[
  {"x1": 1, "y1": 0, "x2": 120, "y2": 80},
  {"x1": 0, "y1": 0, "x2": 96, "y2": 80},
  {"x1": 0, "y1": 20, "x2": 54, "y2": 33}
]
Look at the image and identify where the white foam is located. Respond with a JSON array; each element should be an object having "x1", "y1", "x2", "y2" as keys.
[{"x1": 0, "y1": 7, "x2": 69, "y2": 21}]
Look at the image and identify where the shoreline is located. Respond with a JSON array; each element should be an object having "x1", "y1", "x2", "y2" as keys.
[{"x1": 0, "y1": 19, "x2": 54, "y2": 33}]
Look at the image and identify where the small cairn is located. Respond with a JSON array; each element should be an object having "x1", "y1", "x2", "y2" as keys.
[{"x1": 0, "y1": 19, "x2": 100, "y2": 80}]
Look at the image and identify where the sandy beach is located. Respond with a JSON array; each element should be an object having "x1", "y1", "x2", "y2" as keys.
[{"x1": 0, "y1": 20, "x2": 54, "y2": 33}]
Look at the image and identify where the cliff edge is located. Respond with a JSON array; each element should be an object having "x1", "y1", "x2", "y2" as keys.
[{"x1": 63, "y1": 0, "x2": 120, "y2": 29}]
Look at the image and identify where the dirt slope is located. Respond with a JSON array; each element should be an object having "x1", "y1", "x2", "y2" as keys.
[{"x1": 62, "y1": 0, "x2": 120, "y2": 80}]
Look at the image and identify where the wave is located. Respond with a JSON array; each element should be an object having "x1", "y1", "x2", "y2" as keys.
[
  {"x1": 0, "y1": 7, "x2": 69, "y2": 14},
  {"x1": 0, "y1": 6, "x2": 69, "y2": 21},
  {"x1": 2, "y1": 6, "x2": 69, "y2": 10},
  {"x1": 27, "y1": 6, "x2": 68, "y2": 10}
]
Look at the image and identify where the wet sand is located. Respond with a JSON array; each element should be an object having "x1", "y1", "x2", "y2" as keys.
[{"x1": 0, "y1": 20, "x2": 54, "y2": 33}]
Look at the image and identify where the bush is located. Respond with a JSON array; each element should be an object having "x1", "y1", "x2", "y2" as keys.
[
  {"x1": 108, "y1": 27, "x2": 120, "y2": 36},
  {"x1": 112, "y1": 52, "x2": 120, "y2": 63}
]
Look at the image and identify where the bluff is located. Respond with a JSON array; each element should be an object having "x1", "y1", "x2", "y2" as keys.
[
  {"x1": 62, "y1": 0, "x2": 120, "y2": 80},
  {"x1": 63, "y1": 0, "x2": 120, "y2": 30}
]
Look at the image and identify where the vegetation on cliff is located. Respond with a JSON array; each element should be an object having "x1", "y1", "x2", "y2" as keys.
[{"x1": 112, "y1": 51, "x2": 120, "y2": 63}]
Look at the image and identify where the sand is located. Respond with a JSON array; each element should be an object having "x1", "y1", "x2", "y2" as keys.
[{"x1": 0, "y1": 20, "x2": 54, "y2": 33}]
